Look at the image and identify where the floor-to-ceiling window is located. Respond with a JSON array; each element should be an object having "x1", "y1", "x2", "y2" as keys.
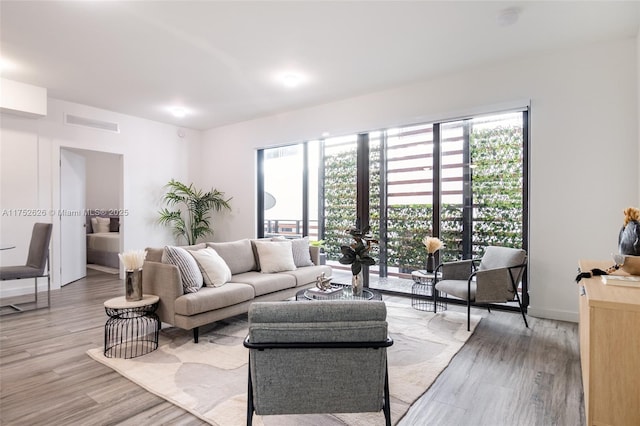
[
  {"x1": 261, "y1": 145, "x2": 305, "y2": 238},
  {"x1": 258, "y1": 108, "x2": 528, "y2": 305}
]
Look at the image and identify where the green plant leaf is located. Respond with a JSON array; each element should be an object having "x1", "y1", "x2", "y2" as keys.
[{"x1": 158, "y1": 179, "x2": 232, "y2": 244}]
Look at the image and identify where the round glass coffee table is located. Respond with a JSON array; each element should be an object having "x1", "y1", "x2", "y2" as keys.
[{"x1": 296, "y1": 284, "x2": 382, "y2": 301}]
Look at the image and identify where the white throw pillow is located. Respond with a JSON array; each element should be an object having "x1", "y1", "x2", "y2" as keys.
[
  {"x1": 189, "y1": 247, "x2": 232, "y2": 287},
  {"x1": 94, "y1": 217, "x2": 110, "y2": 233},
  {"x1": 162, "y1": 246, "x2": 203, "y2": 293},
  {"x1": 271, "y1": 236, "x2": 314, "y2": 267},
  {"x1": 254, "y1": 240, "x2": 297, "y2": 273}
]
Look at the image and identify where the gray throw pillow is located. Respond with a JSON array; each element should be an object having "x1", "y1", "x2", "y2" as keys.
[
  {"x1": 162, "y1": 246, "x2": 203, "y2": 293},
  {"x1": 291, "y1": 236, "x2": 314, "y2": 267}
]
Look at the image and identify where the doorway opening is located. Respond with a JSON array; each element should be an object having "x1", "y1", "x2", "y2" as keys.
[{"x1": 59, "y1": 148, "x2": 123, "y2": 286}]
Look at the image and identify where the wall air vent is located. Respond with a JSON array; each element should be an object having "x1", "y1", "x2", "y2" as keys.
[{"x1": 64, "y1": 113, "x2": 120, "y2": 133}]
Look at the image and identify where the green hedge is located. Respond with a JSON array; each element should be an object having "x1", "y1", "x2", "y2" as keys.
[{"x1": 322, "y1": 123, "x2": 523, "y2": 272}]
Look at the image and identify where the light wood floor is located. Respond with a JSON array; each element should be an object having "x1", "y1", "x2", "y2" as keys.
[{"x1": 0, "y1": 270, "x2": 584, "y2": 425}]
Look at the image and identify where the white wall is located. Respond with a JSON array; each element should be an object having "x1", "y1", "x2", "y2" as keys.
[
  {"x1": 82, "y1": 149, "x2": 122, "y2": 211},
  {"x1": 0, "y1": 98, "x2": 201, "y2": 295},
  {"x1": 201, "y1": 37, "x2": 639, "y2": 322}
]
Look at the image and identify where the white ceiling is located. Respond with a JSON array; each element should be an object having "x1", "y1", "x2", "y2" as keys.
[{"x1": 1, "y1": 1, "x2": 638, "y2": 130}]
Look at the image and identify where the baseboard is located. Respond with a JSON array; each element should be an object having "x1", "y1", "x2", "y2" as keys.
[{"x1": 528, "y1": 306, "x2": 579, "y2": 323}]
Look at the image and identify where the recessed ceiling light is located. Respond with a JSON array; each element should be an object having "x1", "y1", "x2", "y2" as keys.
[
  {"x1": 170, "y1": 107, "x2": 187, "y2": 118},
  {"x1": 278, "y1": 71, "x2": 306, "y2": 88}
]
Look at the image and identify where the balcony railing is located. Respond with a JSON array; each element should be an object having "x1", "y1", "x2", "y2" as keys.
[{"x1": 264, "y1": 219, "x2": 319, "y2": 240}]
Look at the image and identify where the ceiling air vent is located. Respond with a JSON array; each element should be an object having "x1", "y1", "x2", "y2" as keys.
[{"x1": 64, "y1": 113, "x2": 120, "y2": 133}]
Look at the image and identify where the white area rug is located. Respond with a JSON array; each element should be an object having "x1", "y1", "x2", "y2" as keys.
[{"x1": 87, "y1": 303, "x2": 480, "y2": 425}]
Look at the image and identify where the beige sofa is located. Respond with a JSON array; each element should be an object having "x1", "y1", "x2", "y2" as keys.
[{"x1": 143, "y1": 238, "x2": 332, "y2": 342}]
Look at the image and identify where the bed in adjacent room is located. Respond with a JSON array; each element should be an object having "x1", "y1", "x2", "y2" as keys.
[{"x1": 86, "y1": 215, "x2": 120, "y2": 269}]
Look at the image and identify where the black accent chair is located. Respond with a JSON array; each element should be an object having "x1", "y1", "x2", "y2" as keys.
[{"x1": 434, "y1": 246, "x2": 528, "y2": 331}]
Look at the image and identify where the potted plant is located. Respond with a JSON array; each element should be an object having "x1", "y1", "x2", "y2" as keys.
[
  {"x1": 158, "y1": 179, "x2": 232, "y2": 245},
  {"x1": 310, "y1": 239, "x2": 326, "y2": 265},
  {"x1": 338, "y1": 220, "x2": 378, "y2": 296}
]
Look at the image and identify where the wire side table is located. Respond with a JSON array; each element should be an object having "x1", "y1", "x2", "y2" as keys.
[
  {"x1": 411, "y1": 270, "x2": 446, "y2": 312},
  {"x1": 103, "y1": 294, "x2": 160, "y2": 359}
]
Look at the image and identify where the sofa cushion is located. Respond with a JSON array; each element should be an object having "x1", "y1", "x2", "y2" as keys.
[
  {"x1": 231, "y1": 271, "x2": 296, "y2": 296},
  {"x1": 207, "y1": 239, "x2": 256, "y2": 274},
  {"x1": 254, "y1": 240, "x2": 296, "y2": 273},
  {"x1": 189, "y1": 247, "x2": 232, "y2": 287},
  {"x1": 174, "y1": 283, "x2": 255, "y2": 316},
  {"x1": 281, "y1": 264, "x2": 333, "y2": 287},
  {"x1": 162, "y1": 246, "x2": 203, "y2": 293}
]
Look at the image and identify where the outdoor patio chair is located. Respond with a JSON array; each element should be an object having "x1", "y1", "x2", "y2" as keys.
[
  {"x1": 243, "y1": 300, "x2": 393, "y2": 426},
  {"x1": 434, "y1": 245, "x2": 528, "y2": 331}
]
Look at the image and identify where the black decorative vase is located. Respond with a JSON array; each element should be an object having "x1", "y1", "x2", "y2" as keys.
[{"x1": 426, "y1": 253, "x2": 435, "y2": 273}]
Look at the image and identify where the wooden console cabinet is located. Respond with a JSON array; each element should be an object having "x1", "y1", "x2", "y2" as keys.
[{"x1": 578, "y1": 260, "x2": 640, "y2": 426}]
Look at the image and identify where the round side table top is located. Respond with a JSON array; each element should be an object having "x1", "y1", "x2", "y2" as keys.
[
  {"x1": 104, "y1": 294, "x2": 159, "y2": 309},
  {"x1": 411, "y1": 270, "x2": 437, "y2": 279}
]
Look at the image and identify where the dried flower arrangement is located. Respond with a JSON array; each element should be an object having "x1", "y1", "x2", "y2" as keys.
[
  {"x1": 118, "y1": 249, "x2": 147, "y2": 271},
  {"x1": 422, "y1": 236, "x2": 444, "y2": 254}
]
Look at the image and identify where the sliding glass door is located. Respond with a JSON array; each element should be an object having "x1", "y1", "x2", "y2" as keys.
[{"x1": 257, "y1": 109, "x2": 528, "y2": 302}]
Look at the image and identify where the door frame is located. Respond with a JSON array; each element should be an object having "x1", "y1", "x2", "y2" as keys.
[
  {"x1": 54, "y1": 146, "x2": 124, "y2": 288},
  {"x1": 60, "y1": 148, "x2": 87, "y2": 285}
]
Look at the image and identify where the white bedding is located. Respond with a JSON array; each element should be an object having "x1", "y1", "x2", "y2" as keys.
[{"x1": 87, "y1": 232, "x2": 120, "y2": 252}]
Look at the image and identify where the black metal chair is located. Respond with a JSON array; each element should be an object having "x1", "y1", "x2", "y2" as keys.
[
  {"x1": 243, "y1": 300, "x2": 393, "y2": 426},
  {"x1": 1, "y1": 223, "x2": 53, "y2": 312},
  {"x1": 434, "y1": 246, "x2": 528, "y2": 331}
]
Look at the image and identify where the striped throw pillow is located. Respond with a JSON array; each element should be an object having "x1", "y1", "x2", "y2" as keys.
[{"x1": 162, "y1": 246, "x2": 203, "y2": 293}]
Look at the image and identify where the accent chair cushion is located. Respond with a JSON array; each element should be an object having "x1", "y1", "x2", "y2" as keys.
[
  {"x1": 435, "y1": 279, "x2": 477, "y2": 301},
  {"x1": 162, "y1": 246, "x2": 203, "y2": 293},
  {"x1": 478, "y1": 246, "x2": 526, "y2": 270},
  {"x1": 189, "y1": 247, "x2": 232, "y2": 287},
  {"x1": 253, "y1": 240, "x2": 297, "y2": 273}
]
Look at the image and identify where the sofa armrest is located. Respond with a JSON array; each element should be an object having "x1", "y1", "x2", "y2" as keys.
[{"x1": 142, "y1": 260, "x2": 183, "y2": 325}]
